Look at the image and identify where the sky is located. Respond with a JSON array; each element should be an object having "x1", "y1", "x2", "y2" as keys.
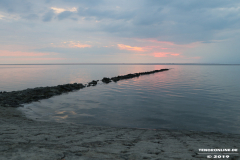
[{"x1": 0, "y1": 0, "x2": 240, "y2": 64}]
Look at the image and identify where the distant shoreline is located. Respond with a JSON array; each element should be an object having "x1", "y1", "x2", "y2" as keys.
[{"x1": 0, "y1": 63, "x2": 239, "y2": 65}]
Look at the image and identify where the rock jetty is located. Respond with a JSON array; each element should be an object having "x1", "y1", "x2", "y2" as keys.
[
  {"x1": 102, "y1": 68, "x2": 169, "y2": 83},
  {"x1": 0, "y1": 69, "x2": 169, "y2": 108}
]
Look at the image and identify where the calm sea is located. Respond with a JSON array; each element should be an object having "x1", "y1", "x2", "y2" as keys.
[{"x1": 1, "y1": 64, "x2": 240, "y2": 134}]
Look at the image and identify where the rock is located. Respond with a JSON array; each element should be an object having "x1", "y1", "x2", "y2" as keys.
[
  {"x1": 102, "y1": 77, "x2": 112, "y2": 83},
  {"x1": 1, "y1": 69, "x2": 169, "y2": 108},
  {"x1": 88, "y1": 80, "x2": 98, "y2": 86},
  {"x1": 111, "y1": 77, "x2": 120, "y2": 82}
]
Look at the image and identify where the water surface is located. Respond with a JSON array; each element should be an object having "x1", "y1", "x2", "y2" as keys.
[{"x1": 1, "y1": 64, "x2": 239, "y2": 134}]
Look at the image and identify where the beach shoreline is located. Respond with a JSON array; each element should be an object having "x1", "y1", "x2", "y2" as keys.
[{"x1": 1, "y1": 106, "x2": 239, "y2": 160}]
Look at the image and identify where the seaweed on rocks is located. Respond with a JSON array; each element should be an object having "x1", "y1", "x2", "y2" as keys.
[{"x1": 0, "y1": 69, "x2": 169, "y2": 108}]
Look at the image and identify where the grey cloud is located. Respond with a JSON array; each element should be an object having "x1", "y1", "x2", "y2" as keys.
[
  {"x1": 58, "y1": 11, "x2": 73, "y2": 20},
  {"x1": 77, "y1": 7, "x2": 134, "y2": 21},
  {"x1": 71, "y1": 17, "x2": 78, "y2": 21},
  {"x1": 35, "y1": 46, "x2": 130, "y2": 56},
  {"x1": 0, "y1": 0, "x2": 32, "y2": 13},
  {"x1": 92, "y1": 0, "x2": 240, "y2": 44},
  {"x1": 61, "y1": 0, "x2": 104, "y2": 6},
  {"x1": 23, "y1": 14, "x2": 39, "y2": 20},
  {"x1": 42, "y1": 10, "x2": 55, "y2": 22},
  {"x1": 145, "y1": 0, "x2": 240, "y2": 10},
  {"x1": 45, "y1": 0, "x2": 52, "y2": 3},
  {"x1": 1, "y1": 0, "x2": 240, "y2": 45},
  {"x1": 43, "y1": 0, "x2": 104, "y2": 8},
  {"x1": 98, "y1": 20, "x2": 133, "y2": 34}
]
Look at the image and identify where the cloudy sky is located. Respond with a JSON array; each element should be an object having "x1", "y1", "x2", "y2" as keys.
[{"x1": 0, "y1": 0, "x2": 240, "y2": 64}]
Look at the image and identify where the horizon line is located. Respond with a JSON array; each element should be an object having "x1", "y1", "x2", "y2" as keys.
[{"x1": 0, "y1": 63, "x2": 240, "y2": 65}]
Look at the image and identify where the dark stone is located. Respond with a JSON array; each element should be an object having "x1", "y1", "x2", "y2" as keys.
[
  {"x1": 0, "y1": 69, "x2": 169, "y2": 108},
  {"x1": 88, "y1": 80, "x2": 98, "y2": 86},
  {"x1": 102, "y1": 77, "x2": 112, "y2": 83},
  {"x1": 111, "y1": 77, "x2": 120, "y2": 82}
]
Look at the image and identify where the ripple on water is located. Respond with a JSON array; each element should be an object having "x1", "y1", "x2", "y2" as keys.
[{"x1": 16, "y1": 65, "x2": 240, "y2": 134}]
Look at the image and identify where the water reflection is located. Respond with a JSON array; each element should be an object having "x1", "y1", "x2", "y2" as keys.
[
  {"x1": 0, "y1": 65, "x2": 90, "y2": 91},
  {"x1": 12, "y1": 65, "x2": 240, "y2": 134}
]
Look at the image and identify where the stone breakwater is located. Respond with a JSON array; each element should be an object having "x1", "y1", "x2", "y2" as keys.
[
  {"x1": 0, "y1": 69, "x2": 169, "y2": 108},
  {"x1": 101, "y1": 69, "x2": 169, "y2": 83}
]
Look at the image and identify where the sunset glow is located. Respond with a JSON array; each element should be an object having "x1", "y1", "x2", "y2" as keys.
[
  {"x1": 118, "y1": 44, "x2": 145, "y2": 52},
  {"x1": 0, "y1": 14, "x2": 4, "y2": 19},
  {"x1": 68, "y1": 42, "x2": 91, "y2": 48},
  {"x1": 51, "y1": 7, "x2": 77, "y2": 14},
  {"x1": 171, "y1": 54, "x2": 180, "y2": 56},
  {"x1": 0, "y1": 0, "x2": 239, "y2": 64},
  {"x1": 0, "y1": 50, "x2": 49, "y2": 57},
  {"x1": 154, "y1": 52, "x2": 180, "y2": 57}
]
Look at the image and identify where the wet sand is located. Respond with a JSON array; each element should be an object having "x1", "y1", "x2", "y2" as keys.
[{"x1": 1, "y1": 106, "x2": 239, "y2": 160}]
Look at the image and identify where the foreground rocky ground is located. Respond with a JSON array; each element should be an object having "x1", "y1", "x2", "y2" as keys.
[{"x1": 0, "y1": 107, "x2": 239, "y2": 160}]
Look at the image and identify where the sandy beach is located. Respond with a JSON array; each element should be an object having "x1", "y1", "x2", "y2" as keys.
[{"x1": 0, "y1": 106, "x2": 239, "y2": 160}]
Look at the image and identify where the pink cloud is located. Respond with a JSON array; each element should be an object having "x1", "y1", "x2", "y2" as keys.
[
  {"x1": 19, "y1": 58, "x2": 66, "y2": 61},
  {"x1": 51, "y1": 41, "x2": 92, "y2": 48},
  {"x1": 134, "y1": 38, "x2": 175, "y2": 45},
  {"x1": 154, "y1": 52, "x2": 180, "y2": 57},
  {"x1": 69, "y1": 43, "x2": 91, "y2": 48},
  {"x1": 171, "y1": 53, "x2": 180, "y2": 56},
  {"x1": 147, "y1": 39, "x2": 175, "y2": 45},
  {"x1": 2, "y1": 57, "x2": 66, "y2": 62},
  {"x1": 129, "y1": 38, "x2": 203, "y2": 60},
  {"x1": 154, "y1": 52, "x2": 170, "y2": 57},
  {"x1": 66, "y1": 41, "x2": 91, "y2": 48},
  {"x1": 0, "y1": 50, "x2": 49, "y2": 56},
  {"x1": 117, "y1": 42, "x2": 182, "y2": 58},
  {"x1": 134, "y1": 38, "x2": 201, "y2": 48},
  {"x1": 142, "y1": 46, "x2": 170, "y2": 50},
  {"x1": 118, "y1": 44, "x2": 145, "y2": 52}
]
